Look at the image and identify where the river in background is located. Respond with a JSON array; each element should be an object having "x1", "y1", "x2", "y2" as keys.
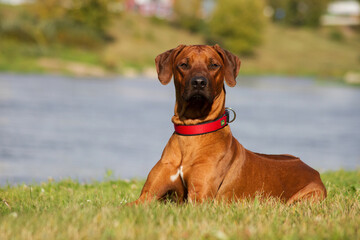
[{"x1": 0, "y1": 74, "x2": 359, "y2": 185}]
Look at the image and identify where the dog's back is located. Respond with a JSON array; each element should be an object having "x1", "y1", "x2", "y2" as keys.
[{"x1": 217, "y1": 139, "x2": 327, "y2": 203}]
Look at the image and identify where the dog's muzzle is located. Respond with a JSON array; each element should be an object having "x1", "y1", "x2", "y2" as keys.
[{"x1": 183, "y1": 76, "x2": 212, "y2": 103}]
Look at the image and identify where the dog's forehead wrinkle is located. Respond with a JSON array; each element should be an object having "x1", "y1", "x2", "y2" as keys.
[
  {"x1": 178, "y1": 57, "x2": 189, "y2": 64},
  {"x1": 188, "y1": 45, "x2": 203, "y2": 52},
  {"x1": 209, "y1": 57, "x2": 219, "y2": 64},
  {"x1": 182, "y1": 46, "x2": 216, "y2": 58}
]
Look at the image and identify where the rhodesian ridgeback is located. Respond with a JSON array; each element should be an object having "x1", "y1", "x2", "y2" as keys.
[{"x1": 132, "y1": 44, "x2": 326, "y2": 204}]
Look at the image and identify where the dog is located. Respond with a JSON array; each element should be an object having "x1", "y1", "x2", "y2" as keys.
[{"x1": 131, "y1": 44, "x2": 326, "y2": 204}]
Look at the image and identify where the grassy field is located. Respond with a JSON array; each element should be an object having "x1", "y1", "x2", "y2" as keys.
[
  {"x1": 1, "y1": 11, "x2": 359, "y2": 80},
  {"x1": 0, "y1": 170, "x2": 359, "y2": 240},
  {"x1": 244, "y1": 24, "x2": 360, "y2": 78},
  {"x1": 0, "y1": 13, "x2": 204, "y2": 77}
]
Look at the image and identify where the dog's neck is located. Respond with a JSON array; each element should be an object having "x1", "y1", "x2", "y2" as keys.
[{"x1": 172, "y1": 90, "x2": 226, "y2": 125}]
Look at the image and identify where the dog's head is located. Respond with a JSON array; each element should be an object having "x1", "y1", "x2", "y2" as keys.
[{"x1": 155, "y1": 45, "x2": 241, "y2": 122}]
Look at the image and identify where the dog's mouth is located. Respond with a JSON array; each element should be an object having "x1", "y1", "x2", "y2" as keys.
[
  {"x1": 183, "y1": 91, "x2": 213, "y2": 104},
  {"x1": 189, "y1": 94, "x2": 206, "y2": 102}
]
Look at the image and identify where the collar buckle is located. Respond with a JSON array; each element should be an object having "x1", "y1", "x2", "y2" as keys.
[{"x1": 225, "y1": 107, "x2": 236, "y2": 123}]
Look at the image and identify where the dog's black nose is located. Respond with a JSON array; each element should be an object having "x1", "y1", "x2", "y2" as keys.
[{"x1": 191, "y1": 77, "x2": 208, "y2": 89}]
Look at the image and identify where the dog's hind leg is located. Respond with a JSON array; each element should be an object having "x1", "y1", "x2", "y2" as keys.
[{"x1": 286, "y1": 182, "x2": 327, "y2": 205}]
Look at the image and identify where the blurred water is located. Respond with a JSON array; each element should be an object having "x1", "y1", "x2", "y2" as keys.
[{"x1": 0, "y1": 74, "x2": 359, "y2": 185}]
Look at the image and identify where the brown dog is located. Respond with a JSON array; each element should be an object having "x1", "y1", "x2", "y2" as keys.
[{"x1": 132, "y1": 44, "x2": 326, "y2": 204}]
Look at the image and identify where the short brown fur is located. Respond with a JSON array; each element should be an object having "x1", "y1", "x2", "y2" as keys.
[{"x1": 132, "y1": 45, "x2": 326, "y2": 205}]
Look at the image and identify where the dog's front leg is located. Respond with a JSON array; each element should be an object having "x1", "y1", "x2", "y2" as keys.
[
  {"x1": 130, "y1": 160, "x2": 184, "y2": 205},
  {"x1": 129, "y1": 136, "x2": 184, "y2": 205}
]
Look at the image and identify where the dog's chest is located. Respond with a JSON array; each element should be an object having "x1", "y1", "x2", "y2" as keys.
[{"x1": 170, "y1": 166, "x2": 186, "y2": 187}]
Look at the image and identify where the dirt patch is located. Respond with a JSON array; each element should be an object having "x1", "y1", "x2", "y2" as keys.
[{"x1": 38, "y1": 58, "x2": 108, "y2": 77}]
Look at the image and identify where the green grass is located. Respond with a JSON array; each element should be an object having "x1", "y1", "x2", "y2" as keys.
[
  {"x1": 100, "y1": 13, "x2": 204, "y2": 72},
  {"x1": 0, "y1": 170, "x2": 359, "y2": 239},
  {"x1": 0, "y1": 39, "x2": 102, "y2": 73},
  {"x1": 242, "y1": 24, "x2": 360, "y2": 78},
  {"x1": 0, "y1": 13, "x2": 204, "y2": 76},
  {"x1": 0, "y1": 11, "x2": 360, "y2": 79}
]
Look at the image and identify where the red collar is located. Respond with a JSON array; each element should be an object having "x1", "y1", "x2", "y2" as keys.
[{"x1": 174, "y1": 109, "x2": 232, "y2": 136}]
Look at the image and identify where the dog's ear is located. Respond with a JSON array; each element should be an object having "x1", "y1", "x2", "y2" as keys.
[
  {"x1": 155, "y1": 45, "x2": 186, "y2": 85},
  {"x1": 213, "y1": 44, "x2": 241, "y2": 87}
]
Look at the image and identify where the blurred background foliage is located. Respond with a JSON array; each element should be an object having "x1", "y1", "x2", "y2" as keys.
[
  {"x1": 0, "y1": 0, "x2": 116, "y2": 48},
  {"x1": 268, "y1": 0, "x2": 329, "y2": 27},
  {"x1": 172, "y1": 0, "x2": 205, "y2": 33},
  {"x1": 208, "y1": 0, "x2": 266, "y2": 55},
  {"x1": 0, "y1": 0, "x2": 359, "y2": 80}
]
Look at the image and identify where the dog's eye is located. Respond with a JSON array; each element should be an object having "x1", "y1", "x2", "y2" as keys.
[
  {"x1": 179, "y1": 63, "x2": 188, "y2": 69},
  {"x1": 210, "y1": 63, "x2": 220, "y2": 69}
]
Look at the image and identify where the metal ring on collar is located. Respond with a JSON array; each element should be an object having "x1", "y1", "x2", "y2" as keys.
[{"x1": 225, "y1": 107, "x2": 236, "y2": 123}]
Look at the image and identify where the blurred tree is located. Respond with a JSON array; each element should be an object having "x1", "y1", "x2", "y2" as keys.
[
  {"x1": 285, "y1": 0, "x2": 329, "y2": 27},
  {"x1": 32, "y1": 0, "x2": 114, "y2": 35},
  {"x1": 208, "y1": 0, "x2": 266, "y2": 55},
  {"x1": 0, "y1": 0, "x2": 116, "y2": 48},
  {"x1": 68, "y1": 0, "x2": 112, "y2": 35},
  {"x1": 31, "y1": 0, "x2": 67, "y2": 20},
  {"x1": 173, "y1": 0, "x2": 205, "y2": 32},
  {"x1": 267, "y1": 0, "x2": 330, "y2": 27}
]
